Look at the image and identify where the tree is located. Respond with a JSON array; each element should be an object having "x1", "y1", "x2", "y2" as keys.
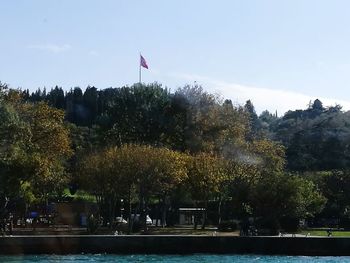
[
  {"x1": 258, "y1": 110, "x2": 279, "y2": 139},
  {"x1": 79, "y1": 148, "x2": 124, "y2": 227},
  {"x1": 272, "y1": 99, "x2": 350, "y2": 171},
  {"x1": 66, "y1": 87, "x2": 84, "y2": 125},
  {"x1": 134, "y1": 145, "x2": 188, "y2": 230},
  {"x1": 234, "y1": 138, "x2": 324, "y2": 232},
  {"x1": 0, "y1": 89, "x2": 71, "y2": 222},
  {"x1": 250, "y1": 172, "x2": 325, "y2": 233},
  {"x1": 244, "y1": 100, "x2": 261, "y2": 140},
  {"x1": 171, "y1": 84, "x2": 248, "y2": 154},
  {"x1": 311, "y1": 99, "x2": 324, "y2": 113},
  {"x1": 83, "y1": 86, "x2": 99, "y2": 126},
  {"x1": 222, "y1": 139, "x2": 286, "y2": 223},
  {"x1": 79, "y1": 144, "x2": 188, "y2": 232},
  {"x1": 46, "y1": 86, "x2": 65, "y2": 109},
  {"x1": 186, "y1": 153, "x2": 227, "y2": 229},
  {"x1": 6, "y1": 93, "x2": 72, "y2": 205},
  {"x1": 0, "y1": 99, "x2": 29, "y2": 218},
  {"x1": 314, "y1": 170, "x2": 350, "y2": 226}
]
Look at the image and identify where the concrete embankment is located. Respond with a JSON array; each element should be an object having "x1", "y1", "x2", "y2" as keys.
[{"x1": 0, "y1": 235, "x2": 349, "y2": 255}]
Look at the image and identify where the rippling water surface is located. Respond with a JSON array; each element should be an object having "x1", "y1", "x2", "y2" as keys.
[{"x1": 0, "y1": 255, "x2": 349, "y2": 263}]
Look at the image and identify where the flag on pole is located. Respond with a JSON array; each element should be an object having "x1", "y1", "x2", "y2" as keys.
[{"x1": 140, "y1": 55, "x2": 149, "y2": 69}]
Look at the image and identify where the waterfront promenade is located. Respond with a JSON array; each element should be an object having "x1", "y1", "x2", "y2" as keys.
[{"x1": 0, "y1": 235, "x2": 349, "y2": 256}]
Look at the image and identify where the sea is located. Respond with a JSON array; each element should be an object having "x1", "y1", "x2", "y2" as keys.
[{"x1": 0, "y1": 255, "x2": 349, "y2": 263}]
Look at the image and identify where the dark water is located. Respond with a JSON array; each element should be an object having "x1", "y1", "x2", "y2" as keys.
[{"x1": 0, "y1": 255, "x2": 349, "y2": 263}]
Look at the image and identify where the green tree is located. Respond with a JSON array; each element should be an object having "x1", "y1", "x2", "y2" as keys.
[
  {"x1": 172, "y1": 85, "x2": 248, "y2": 154},
  {"x1": 258, "y1": 110, "x2": 278, "y2": 139},
  {"x1": 0, "y1": 90, "x2": 70, "y2": 220},
  {"x1": 250, "y1": 172, "x2": 325, "y2": 233},
  {"x1": 186, "y1": 153, "x2": 227, "y2": 229},
  {"x1": 79, "y1": 144, "x2": 188, "y2": 232},
  {"x1": 5, "y1": 92, "x2": 72, "y2": 205},
  {"x1": 104, "y1": 83, "x2": 171, "y2": 146},
  {"x1": 313, "y1": 170, "x2": 350, "y2": 225},
  {"x1": 244, "y1": 100, "x2": 261, "y2": 140},
  {"x1": 0, "y1": 99, "x2": 29, "y2": 217}
]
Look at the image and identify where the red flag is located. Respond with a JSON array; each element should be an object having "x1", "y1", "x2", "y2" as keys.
[{"x1": 140, "y1": 55, "x2": 149, "y2": 69}]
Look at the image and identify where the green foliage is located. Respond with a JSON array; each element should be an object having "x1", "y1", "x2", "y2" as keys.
[
  {"x1": 103, "y1": 83, "x2": 172, "y2": 146},
  {"x1": 244, "y1": 100, "x2": 261, "y2": 140},
  {"x1": 172, "y1": 85, "x2": 248, "y2": 154},
  {"x1": 1, "y1": 82, "x2": 346, "y2": 228},
  {"x1": 258, "y1": 110, "x2": 278, "y2": 138},
  {"x1": 250, "y1": 172, "x2": 326, "y2": 221},
  {"x1": 19, "y1": 181, "x2": 36, "y2": 205},
  {"x1": 187, "y1": 153, "x2": 226, "y2": 201},
  {"x1": 306, "y1": 170, "x2": 350, "y2": 221},
  {"x1": 0, "y1": 90, "x2": 72, "y2": 215},
  {"x1": 79, "y1": 144, "x2": 189, "y2": 228},
  {"x1": 273, "y1": 99, "x2": 350, "y2": 171}
]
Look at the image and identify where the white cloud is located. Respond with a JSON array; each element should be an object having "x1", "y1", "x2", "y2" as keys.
[
  {"x1": 169, "y1": 72, "x2": 350, "y2": 115},
  {"x1": 27, "y1": 44, "x2": 71, "y2": 53},
  {"x1": 214, "y1": 81, "x2": 350, "y2": 115}
]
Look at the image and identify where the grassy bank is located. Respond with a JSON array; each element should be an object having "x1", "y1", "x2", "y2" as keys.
[{"x1": 301, "y1": 230, "x2": 350, "y2": 237}]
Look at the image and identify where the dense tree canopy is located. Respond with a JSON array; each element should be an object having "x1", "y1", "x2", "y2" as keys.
[
  {"x1": 79, "y1": 144, "x2": 188, "y2": 230},
  {"x1": 1, "y1": 81, "x2": 347, "y2": 233},
  {"x1": 0, "y1": 88, "x2": 72, "y2": 218}
]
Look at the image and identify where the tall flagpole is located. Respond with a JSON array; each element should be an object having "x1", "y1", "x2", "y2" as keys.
[{"x1": 139, "y1": 52, "x2": 141, "y2": 84}]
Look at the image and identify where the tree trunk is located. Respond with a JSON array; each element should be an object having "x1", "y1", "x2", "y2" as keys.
[
  {"x1": 156, "y1": 197, "x2": 161, "y2": 227},
  {"x1": 217, "y1": 195, "x2": 222, "y2": 225},
  {"x1": 108, "y1": 193, "x2": 117, "y2": 228},
  {"x1": 143, "y1": 197, "x2": 148, "y2": 232},
  {"x1": 161, "y1": 198, "x2": 166, "y2": 228},
  {"x1": 194, "y1": 201, "x2": 198, "y2": 230},
  {"x1": 201, "y1": 200, "x2": 208, "y2": 230},
  {"x1": 127, "y1": 187, "x2": 132, "y2": 234}
]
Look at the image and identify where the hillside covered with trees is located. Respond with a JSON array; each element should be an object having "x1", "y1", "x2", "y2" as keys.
[{"x1": 1, "y1": 81, "x2": 349, "y2": 233}]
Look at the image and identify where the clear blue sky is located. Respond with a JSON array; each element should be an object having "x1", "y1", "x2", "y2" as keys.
[{"x1": 2, "y1": 0, "x2": 350, "y2": 113}]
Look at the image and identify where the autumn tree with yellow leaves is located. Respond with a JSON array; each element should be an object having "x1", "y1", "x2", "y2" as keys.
[
  {"x1": 0, "y1": 89, "x2": 72, "y2": 216},
  {"x1": 79, "y1": 144, "x2": 188, "y2": 232}
]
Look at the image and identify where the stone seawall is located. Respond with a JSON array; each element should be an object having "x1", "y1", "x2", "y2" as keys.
[{"x1": 0, "y1": 235, "x2": 349, "y2": 255}]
